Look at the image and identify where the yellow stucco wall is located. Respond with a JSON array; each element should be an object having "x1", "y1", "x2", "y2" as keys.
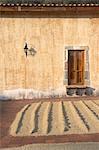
[{"x1": 0, "y1": 13, "x2": 99, "y2": 92}]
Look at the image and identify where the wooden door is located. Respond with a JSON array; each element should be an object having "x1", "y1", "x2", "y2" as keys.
[{"x1": 68, "y1": 50, "x2": 84, "y2": 85}]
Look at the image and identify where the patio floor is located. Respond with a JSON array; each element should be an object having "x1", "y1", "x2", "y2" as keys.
[{"x1": 0, "y1": 96, "x2": 99, "y2": 148}]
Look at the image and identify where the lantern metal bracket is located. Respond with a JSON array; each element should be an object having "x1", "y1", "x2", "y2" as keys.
[{"x1": 24, "y1": 42, "x2": 37, "y2": 57}]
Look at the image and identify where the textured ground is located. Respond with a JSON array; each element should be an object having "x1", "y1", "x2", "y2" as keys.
[
  {"x1": 0, "y1": 97, "x2": 99, "y2": 148},
  {"x1": 1, "y1": 143, "x2": 99, "y2": 150},
  {"x1": 10, "y1": 100, "x2": 99, "y2": 136}
]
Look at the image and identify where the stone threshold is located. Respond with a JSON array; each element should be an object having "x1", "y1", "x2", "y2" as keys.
[{"x1": 66, "y1": 85, "x2": 87, "y2": 89}]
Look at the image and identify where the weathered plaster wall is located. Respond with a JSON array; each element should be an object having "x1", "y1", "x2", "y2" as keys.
[{"x1": 0, "y1": 13, "x2": 99, "y2": 93}]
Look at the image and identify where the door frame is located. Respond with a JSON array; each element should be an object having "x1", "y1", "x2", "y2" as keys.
[{"x1": 64, "y1": 46, "x2": 90, "y2": 87}]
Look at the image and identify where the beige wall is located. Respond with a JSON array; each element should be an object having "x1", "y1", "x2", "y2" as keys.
[{"x1": 0, "y1": 13, "x2": 99, "y2": 92}]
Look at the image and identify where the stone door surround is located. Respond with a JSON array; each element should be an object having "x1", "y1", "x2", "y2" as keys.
[{"x1": 64, "y1": 46, "x2": 90, "y2": 87}]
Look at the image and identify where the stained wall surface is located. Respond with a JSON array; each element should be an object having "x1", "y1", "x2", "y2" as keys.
[{"x1": 0, "y1": 13, "x2": 99, "y2": 92}]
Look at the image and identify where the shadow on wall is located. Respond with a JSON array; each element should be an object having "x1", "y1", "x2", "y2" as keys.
[
  {"x1": 0, "y1": 88, "x2": 66, "y2": 100},
  {"x1": 0, "y1": 87, "x2": 99, "y2": 100},
  {"x1": 0, "y1": 95, "x2": 11, "y2": 100},
  {"x1": 95, "y1": 89, "x2": 99, "y2": 96},
  {"x1": 67, "y1": 87, "x2": 96, "y2": 96}
]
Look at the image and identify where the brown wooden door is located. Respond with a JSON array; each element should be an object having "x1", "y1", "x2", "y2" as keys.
[{"x1": 68, "y1": 50, "x2": 84, "y2": 85}]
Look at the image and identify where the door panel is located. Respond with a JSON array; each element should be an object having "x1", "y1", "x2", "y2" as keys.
[{"x1": 68, "y1": 50, "x2": 84, "y2": 85}]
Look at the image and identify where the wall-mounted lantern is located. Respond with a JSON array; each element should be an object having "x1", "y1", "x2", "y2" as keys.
[{"x1": 24, "y1": 42, "x2": 37, "y2": 57}]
